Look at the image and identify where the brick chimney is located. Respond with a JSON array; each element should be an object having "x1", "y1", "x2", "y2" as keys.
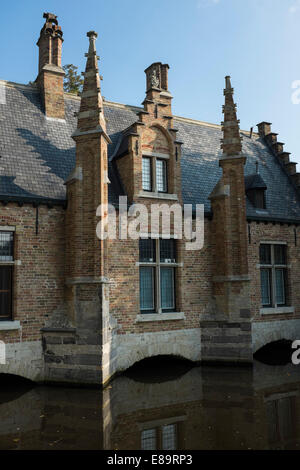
[
  {"x1": 36, "y1": 12, "x2": 65, "y2": 120},
  {"x1": 144, "y1": 62, "x2": 169, "y2": 92}
]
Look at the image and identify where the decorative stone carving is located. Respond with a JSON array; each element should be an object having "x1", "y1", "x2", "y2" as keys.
[{"x1": 150, "y1": 69, "x2": 160, "y2": 88}]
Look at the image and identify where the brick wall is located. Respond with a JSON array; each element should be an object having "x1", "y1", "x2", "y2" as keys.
[
  {"x1": 248, "y1": 221, "x2": 300, "y2": 321},
  {"x1": 0, "y1": 202, "x2": 65, "y2": 345},
  {"x1": 108, "y1": 218, "x2": 212, "y2": 335}
]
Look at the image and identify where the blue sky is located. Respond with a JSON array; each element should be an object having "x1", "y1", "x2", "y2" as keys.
[{"x1": 1, "y1": 0, "x2": 300, "y2": 168}]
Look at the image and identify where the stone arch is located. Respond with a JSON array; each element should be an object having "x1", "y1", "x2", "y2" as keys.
[
  {"x1": 141, "y1": 124, "x2": 173, "y2": 155},
  {"x1": 116, "y1": 330, "x2": 201, "y2": 372},
  {"x1": 252, "y1": 319, "x2": 300, "y2": 354},
  {"x1": 0, "y1": 363, "x2": 42, "y2": 382},
  {"x1": 0, "y1": 341, "x2": 44, "y2": 383}
]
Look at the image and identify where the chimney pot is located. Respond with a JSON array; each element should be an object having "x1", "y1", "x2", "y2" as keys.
[{"x1": 36, "y1": 13, "x2": 65, "y2": 119}]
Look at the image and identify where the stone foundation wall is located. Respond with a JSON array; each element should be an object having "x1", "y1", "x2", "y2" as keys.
[
  {"x1": 252, "y1": 319, "x2": 300, "y2": 353},
  {"x1": 112, "y1": 328, "x2": 201, "y2": 373},
  {"x1": 0, "y1": 340, "x2": 43, "y2": 381}
]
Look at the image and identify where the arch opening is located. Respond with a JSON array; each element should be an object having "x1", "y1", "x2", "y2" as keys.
[
  {"x1": 0, "y1": 373, "x2": 35, "y2": 405},
  {"x1": 123, "y1": 355, "x2": 194, "y2": 384},
  {"x1": 254, "y1": 339, "x2": 293, "y2": 366}
]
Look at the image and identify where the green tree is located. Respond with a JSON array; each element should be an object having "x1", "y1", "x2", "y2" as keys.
[{"x1": 63, "y1": 64, "x2": 84, "y2": 95}]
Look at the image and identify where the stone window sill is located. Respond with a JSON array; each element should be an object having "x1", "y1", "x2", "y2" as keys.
[
  {"x1": 260, "y1": 307, "x2": 295, "y2": 315},
  {"x1": 0, "y1": 320, "x2": 21, "y2": 330},
  {"x1": 0, "y1": 260, "x2": 21, "y2": 266},
  {"x1": 135, "y1": 312, "x2": 185, "y2": 323},
  {"x1": 137, "y1": 191, "x2": 178, "y2": 201}
]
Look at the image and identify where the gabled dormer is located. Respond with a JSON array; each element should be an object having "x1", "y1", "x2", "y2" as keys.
[
  {"x1": 113, "y1": 63, "x2": 182, "y2": 204},
  {"x1": 245, "y1": 164, "x2": 267, "y2": 210}
]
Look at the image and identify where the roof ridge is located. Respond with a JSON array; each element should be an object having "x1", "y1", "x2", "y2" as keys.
[{"x1": 0, "y1": 79, "x2": 259, "y2": 136}]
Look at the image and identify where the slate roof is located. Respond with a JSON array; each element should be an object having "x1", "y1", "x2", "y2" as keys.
[{"x1": 0, "y1": 81, "x2": 300, "y2": 222}]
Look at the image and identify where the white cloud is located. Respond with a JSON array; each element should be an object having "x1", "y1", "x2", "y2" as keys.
[{"x1": 289, "y1": 0, "x2": 300, "y2": 13}]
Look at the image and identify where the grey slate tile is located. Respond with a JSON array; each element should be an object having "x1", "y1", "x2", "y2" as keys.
[{"x1": 0, "y1": 83, "x2": 299, "y2": 222}]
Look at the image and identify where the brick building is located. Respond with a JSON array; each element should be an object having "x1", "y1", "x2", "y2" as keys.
[{"x1": 0, "y1": 13, "x2": 299, "y2": 385}]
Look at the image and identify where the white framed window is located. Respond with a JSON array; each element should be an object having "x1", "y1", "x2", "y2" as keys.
[
  {"x1": 142, "y1": 155, "x2": 168, "y2": 193},
  {"x1": 156, "y1": 159, "x2": 167, "y2": 192},
  {"x1": 260, "y1": 244, "x2": 288, "y2": 308},
  {"x1": 142, "y1": 157, "x2": 152, "y2": 191},
  {"x1": 139, "y1": 239, "x2": 177, "y2": 314},
  {"x1": 0, "y1": 231, "x2": 14, "y2": 321}
]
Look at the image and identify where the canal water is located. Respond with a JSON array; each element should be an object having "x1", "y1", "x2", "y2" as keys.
[{"x1": 0, "y1": 357, "x2": 300, "y2": 450}]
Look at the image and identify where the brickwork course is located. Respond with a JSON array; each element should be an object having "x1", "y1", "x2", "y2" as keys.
[{"x1": 0, "y1": 13, "x2": 299, "y2": 385}]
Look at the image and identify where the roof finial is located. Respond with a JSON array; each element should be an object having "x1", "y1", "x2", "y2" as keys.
[
  {"x1": 221, "y1": 76, "x2": 243, "y2": 156},
  {"x1": 75, "y1": 31, "x2": 107, "y2": 134},
  {"x1": 225, "y1": 75, "x2": 232, "y2": 90}
]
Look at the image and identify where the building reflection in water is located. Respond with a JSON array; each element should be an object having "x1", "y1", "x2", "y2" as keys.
[{"x1": 0, "y1": 360, "x2": 300, "y2": 450}]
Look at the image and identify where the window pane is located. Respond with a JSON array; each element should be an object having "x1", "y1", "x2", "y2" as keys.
[
  {"x1": 141, "y1": 428, "x2": 156, "y2": 450},
  {"x1": 140, "y1": 267, "x2": 155, "y2": 312},
  {"x1": 156, "y1": 159, "x2": 167, "y2": 192},
  {"x1": 162, "y1": 424, "x2": 177, "y2": 450},
  {"x1": 161, "y1": 267, "x2": 175, "y2": 311},
  {"x1": 260, "y1": 244, "x2": 271, "y2": 265},
  {"x1": 139, "y1": 239, "x2": 156, "y2": 262},
  {"x1": 0, "y1": 266, "x2": 12, "y2": 319},
  {"x1": 274, "y1": 245, "x2": 286, "y2": 265},
  {"x1": 142, "y1": 157, "x2": 152, "y2": 191},
  {"x1": 261, "y1": 268, "x2": 271, "y2": 306},
  {"x1": 275, "y1": 269, "x2": 286, "y2": 305},
  {"x1": 160, "y1": 239, "x2": 176, "y2": 263},
  {"x1": 0, "y1": 232, "x2": 14, "y2": 261}
]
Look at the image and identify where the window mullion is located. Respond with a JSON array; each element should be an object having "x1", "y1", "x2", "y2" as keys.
[
  {"x1": 271, "y1": 245, "x2": 277, "y2": 308},
  {"x1": 156, "y1": 240, "x2": 161, "y2": 314},
  {"x1": 153, "y1": 157, "x2": 157, "y2": 193}
]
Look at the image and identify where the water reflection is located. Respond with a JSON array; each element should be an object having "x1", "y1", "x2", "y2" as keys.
[{"x1": 0, "y1": 361, "x2": 300, "y2": 450}]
